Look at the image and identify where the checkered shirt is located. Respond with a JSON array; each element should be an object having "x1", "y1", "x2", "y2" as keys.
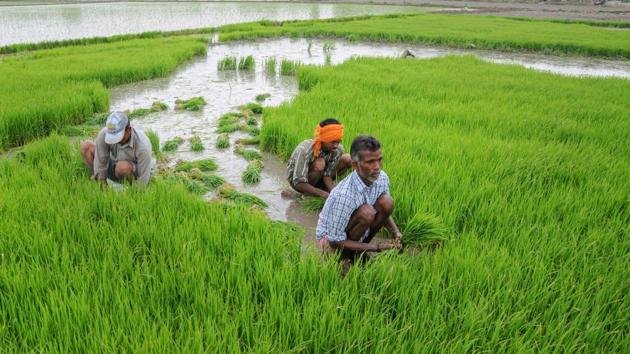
[{"x1": 316, "y1": 170, "x2": 390, "y2": 242}]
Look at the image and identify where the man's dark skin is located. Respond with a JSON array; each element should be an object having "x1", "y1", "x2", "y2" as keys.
[
  {"x1": 293, "y1": 139, "x2": 351, "y2": 198},
  {"x1": 80, "y1": 124, "x2": 134, "y2": 189},
  {"x1": 328, "y1": 148, "x2": 403, "y2": 259}
]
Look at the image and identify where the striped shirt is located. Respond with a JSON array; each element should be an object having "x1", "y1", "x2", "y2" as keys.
[
  {"x1": 316, "y1": 170, "x2": 390, "y2": 242},
  {"x1": 287, "y1": 139, "x2": 344, "y2": 187}
]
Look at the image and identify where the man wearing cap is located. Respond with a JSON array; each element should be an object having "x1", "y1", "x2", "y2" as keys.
[
  {"x1": 80, "y1": 112, "x2": 153, "y2": 187},
  {"x1": 287, "y1": 118, "x2": 352, "y2": 198}
]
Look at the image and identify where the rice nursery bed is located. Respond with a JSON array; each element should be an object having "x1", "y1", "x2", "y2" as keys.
[{"x1": 0, "y1": 37, "x2": 207, "y2": 149}]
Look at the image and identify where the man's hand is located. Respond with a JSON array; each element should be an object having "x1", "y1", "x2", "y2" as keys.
[
  {"x1": 393, "y1": 232, "x2": 403, "y2": 251},
  {"x1": 376, "y1": 242, "x2": 395, "y2": 252},
  {"x1": 321, "y1": 191, "x2": 330, "y2": 199}
]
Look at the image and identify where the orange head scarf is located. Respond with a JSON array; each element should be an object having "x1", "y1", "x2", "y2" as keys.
[{"x1": 313, "y1": 123, "x2": 344, "y2": 157}]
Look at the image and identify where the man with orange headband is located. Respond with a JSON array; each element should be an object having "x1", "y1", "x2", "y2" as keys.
[{"x1": 287, "y1": 118, "x2": 352, "y2": 198}]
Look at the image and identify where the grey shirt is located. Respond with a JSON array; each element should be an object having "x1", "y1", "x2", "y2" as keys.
[
  {"x1": 93, "y1": 127, "x2": 153, "y2": 185},
  {"x1": 287, "y1": 139, "x2": 343, "y2": 187}
]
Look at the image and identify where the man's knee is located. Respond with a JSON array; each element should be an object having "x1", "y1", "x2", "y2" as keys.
[
  {"x1": 375, "y1": 194, "x2": 394, "y2": 216},
  {"x1": 310, "y1": 157, "x2": 326, "y2": 173},
  {"x1": 115, "y1": 161, "x2": 133, "y2": 177},
  {"x1": 355, "y1": 204, "x2": 377, "y2": 225},
  {"x1": 339, "y1": 154, "x2": 352, "y2": 169},
  {"x1": 80, "y1": 141, "x2": 94, "y2": 157}
]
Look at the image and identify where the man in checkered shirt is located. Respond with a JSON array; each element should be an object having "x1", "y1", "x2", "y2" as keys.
[{"x1": 316, "y1": 135, "x2": 403, "y2": 266}]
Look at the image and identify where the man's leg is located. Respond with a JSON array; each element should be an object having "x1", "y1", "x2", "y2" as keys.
[
  {"x1": 114, "y1": 160, "x2": 135, "y2": 184},
  {"x1": 307, "y1": 157, "x2": 326, "y2": 186},
  {"x1": 338, "y1": 204, "x2": 376, "y2": 273},
  {"x1": 80, "y1": 141, "x2": 96, "y2": 176},
  {"x1": 363, "y1": 194, "x2": 395, "y2": 243}
]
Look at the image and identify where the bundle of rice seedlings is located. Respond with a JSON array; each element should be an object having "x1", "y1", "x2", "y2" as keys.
[
  {"x1": 150, "y1": 101, "x2": 168, "y2": 112},
  {"x1": 160, "y1": 171, "x2": 209, "y2": 195},
  {"x1": 175, "y1": 96, "x2": 206, "y2": 111},
  {"x1": 240, "y1": 102, "x2": 263, "y2": 114},
  {"x1": 402, "y1": 212, "x2": 448, "y2": 247},
  {"x1": 145, "y1": 129, "x2": 164, "y2": 161},
  {"x1": 242, "y1": 160, "x2": 263, "y2": 184},
  {"x1": 246, "y1": 126, "x2": 260, "y2": 136},
  {"x1": 300, "y1": 196, "x2": 326, "y2": 212},
  {"x1": 236, "y1": 136, "x2": 260, "y2": 145},
  {"x1": 127, "y1": 107, "x2": 151, "y2": 118},
  {"x1": 162, "y1": 137, "x2": 184, "y2": 152},
  {"x1": 246, "y1": 116, "x2": 258, "y2": 126},
  {"x1": 61, "y1": 126, "x2": 85, "y2": 137},
  {"x1": 234, "y1": 145, "x2": 262, "y2": 161},
  {"x1": 175, "y1": 158, "x2": 218, "y2": 172},
  {"x1": 201, "y1": 174, "x2": 225, "y2": 190},
  {"x1": 264, "y1": 57, "x2": 276, "y2": 74},
  {"x1": 219, "y1": 184, "x2": 267, "y2": 208},
  {"x1": 280, "y1": 59, "x2": 301, "y2": 76},
  {"x1": 255, "y1": 93, "x2": 270, "y2": 102},
  {"x1": 238, "y1": 55, "x2": 255, "y2": 70},
  {"x1": 187, "y1": 167, "x2": 204, "y2": 180},
  {"x1": 216, "y1": 112, "x2": 241, "y2": 133},
  {"x1": 217, "y1": 56, "x2": 237, "y2": 70},
  {"x1": 189, "y1": 135, "x2": 204, "y2": 152},
  {"x1": 215, "y1": 134, "x2": 230, "y2": 149}
]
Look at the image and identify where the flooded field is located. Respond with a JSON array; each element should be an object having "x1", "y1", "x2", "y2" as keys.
[
  {"x1": 109, "y1": 37, "x2": 630, "y2": 233},
  {"x1": 0, "y1": 2, "x2": 425, "y2": 46}
]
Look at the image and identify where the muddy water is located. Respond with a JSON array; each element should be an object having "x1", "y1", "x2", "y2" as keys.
[
  {"x1": 109, "y1": 38, "x2": 630, "y2": 238},
  {"x1": 0, "y1": 2, "x2": 425, "y2": 46}
]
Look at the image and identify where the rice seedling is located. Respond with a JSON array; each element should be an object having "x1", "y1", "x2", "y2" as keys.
[
  {"x1": 238, "y1": 55, "x2": 255, "y2": 70},
  {"x1": 215, "y1": 134, "x2": 230, "y2": 149},
  {"x1": 246, "y1": 116, "x2": 258, "y2": 126},
  {"x1": 242, "y1": 159, "x2": 263, "y2": 184},
  {"x1": 201, "y1": 174, "x2": 225, "y2": 190},
  {"x1": 84, "y1": 112, "x2": 109, "y2": 126},
  {"x1": 217, "y1": 56, "x2": 237, "y2": 70},
  {"x1": 264, "y1": 57, "x2": 277, "y2": 74},
  {"x1": 299, "y1": 196, "x2": 326, "y2": 212},
  {"x1": 324, "y1": 53, "x2": 332, "y2": 66},
  {"x1": 218, "y1": 184, "x2": 267, "y2": 208},
  {"x1": 175, "y1": 158, "x2": 218, "y2": 172},
  {"x1": 145, "y1": 129, "x2": 164, "y2": 161},
  {"x1": 126, "y1": 107, "x2": 152, "y2": 118},
  {"x1": 255, "y1": 93, "x2": 270, "y2": 102},
  {"x1": 235, "y1": 136, "x2": 260, "y2": 145},
  {"x1": 240, "y1": 102, "x2": 263, "y2": 114},
  {"x1": 189, "y1": 135, "x2": 205, "y2": 152},
  {"x1": 246, "y1": 126, "x2": 260, "y2": 136},
  {"x1": 60, "y1": 126, "x2": 87, "y2": 137},
  {"x1": 402, "y1": 211, "x2": 448, "y2": 248},
  {"x1": 0, "y1": 37, "x2": 206, "y2": 148},
  {"x1": 280, "y1": 59, "x2": 301, "y2": 76},
  {"x1": 174, "y1": 96, "x2": 207, "y2": 111},
  {"x1": 234, "y1": 144, "x2": 262, "y2": 161},
  {"x1": 322, "y1": 41, "x2": 335, "y2": 53},
  {"x1": 161, "y1": 136, "x2": 184, "y2": 152},
  {"x1": 216, "y1": 112, "x2": 242, "y2": 133},
  {"x1": 150, "y1": 101, "x2": 169, "y2": 112}
]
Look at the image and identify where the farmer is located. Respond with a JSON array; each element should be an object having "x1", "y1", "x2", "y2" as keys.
[
  {"x1": 287, "y1": 118, "x2": 352, "y2": 198},
  {"x1": 80, "y1": 112, "x2": 153, "y2": 187},
  {"x1": 316, "y1": 135, "x2": 403, "y2": 268}
]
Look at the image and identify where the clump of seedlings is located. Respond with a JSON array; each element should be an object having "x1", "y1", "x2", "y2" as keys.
[
  {"x1": 300, "y1": 196, "x2": 326, "y2": 212},
  {"x1": 238, "y1": 55, "x2": 255, "y2": 70},
  {"x1": 234, "y1": 145, "x2": 262, "y2": 161},
  {"x1": 126, "y1": 101, "x2": 169, "y2": 119},
  {"x1": 175, "y1": 158, "x2": 218, "y2": 172},
  {"x1": 280, "y1": 59, "x2": 301, "y2": 76},
  {"x1": 265, "y1": 57, "x2": 276, "y2": 74},
  {"x1": 236, "y1": 136, "x2": 260, "y2": 145},
  {"x1": 150, "y1": 101, "x2": 168, "y2": 112},
  {"x1": 240, "y1": 102, "x2": 263, "y2": 114},
  {"x1": 219, "y1": 184, "x2": 267, "y2": 208},
  {"x1": 189, "y1": 135, "x2": 204, "y2": 152},
  {"x1": 175, "y1": 96, "x2": 206, "y2": 111},
  {"x1": 162, "y1": 136, "x2": 184, "y2": 152},
  {"x1": 217, "y1": 56, "x2": 237, "y2": 70},
  {"x1": 215, "y1": 134, "x2": 230, "y2": 149},
  {"x1": 216, "y1": 113, "x2": 242, "y2": 133},
  {"x1": 145, "y1": 129, "x2": 166, "y2": 161},
  {"x1": 403, "y1": 212, "x2": 448, "y2": 248},
  {"x1": 246, "y1": 116, "x2": 258, "y2": 126},
  {"x1": 255, "y1": 93, "x2": 270, "y2": 102},
  {"x1": 242, "y1": 160, "x2": 263, "y2": 184},
  {"x1": 246, "y1": 126, "x2": 260, "y2": 136}
]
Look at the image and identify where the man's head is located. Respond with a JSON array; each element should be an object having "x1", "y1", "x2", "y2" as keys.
[
  {"x1": 350, "y1": 135, "x2": 382, "y2": 185},
  {"x1": 318, "y1": 118, "x2": 343, "y2": 153},
  {"x1": 104, "y1": 112, "x2": 131, "y2": 145}
]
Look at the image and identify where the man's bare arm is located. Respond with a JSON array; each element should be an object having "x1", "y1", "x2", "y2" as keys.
[
  {"x1": 322, "y1": 176, "x2": 335, "y2": 192},
  {"x1": 329, "y1": 240, "x2": 394, "y2": 252},
  {"x1": 294, "y1": 182, "x2": 329, "y2": 198}
]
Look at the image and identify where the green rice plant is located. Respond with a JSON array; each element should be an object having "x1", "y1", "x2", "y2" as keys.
[
  {"x1": 402, "y1": 212, "x2": 448, "y2": 247},
  {"x1": 216, "y1": 112, "x2": 241, "y2": 133},
  {"x1": 246, "y1": 126, "x2": 260, "y2": 136},
  {"x1": 215, "y1": 134, "x2": 230, "y2": 149},
  {"x1": 60, "y1": 126, "x2": 87, "y2": 137},
  {"x1": 161, "y1": 136, "x2": 184, "y2": 152},
  {"x1": 240, "y1": 102, "x2": 263, "y2": 114},
  {"x1": 324, "y1": 53, "x2": 332, "y2": 66},
  {"x1": 174, "y1": 96, "x2": 207, "y2": 111},
  {"x1": 255, "y1": 93, "x2": 270, "y2": 102},
  {"x1": 280, "y1": 59, "x2": 301, "y2": 76},
  {"x1": 242, "y1": 159, "x2": 263, "y2": 184},
  {"x1": 218, "y1": 184, "x2": 267, "y2": 208},
  {"x1": 84, "y1": 112, "x2": 109, "y2": 126},
  {"x1": 201, "y1": 174, "x2": 225, "y2": 190},
  {"x1": 0, "y1": 37, "x2": 206, "y2": 148},
  {"x1": 323, "y1": 41, "x2": 335, "y2": 53},
  {"x1": 235, "y1": 136, "x2": 260, "y2": 145},
  {"x1": 264, "y1": 57, "x2": 276, "y2": 74},
  {"x1": 189, "y1": 135, "x2": 204, "y2": 152},
  {"x1": 175, "y1": 158, "x2": 218, "y2": 172},
  {"x1": 150, "y1": 101, "x2": 169, "y2": 112},
  {"x1": 237, "y1": 55, "x2": 255, "y2": 70},
  {"x1": 144, "y1": 129, "x2": 165, "y2": 161},
  {"x1": 234, "y1": 145, "x2": 262, "y2": 161},
  {"x1": 217, "y1": 56, "x2": 237, "y2": 70},
  {"x1": 126, "y1": 107, "x2": 152, "y2": 118},
  {"x1": 299, "y1": 196, "x2": 326, "y2": 212},
  {"x1": 246, "y1": 116, "x2": 258, "y2": 126}
]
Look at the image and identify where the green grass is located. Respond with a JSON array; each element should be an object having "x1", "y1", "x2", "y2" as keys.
[
  {"x1": 264, "y1": 57, "x2": 277, "y2": 75},
  {"x1": 259, "y1": 56, "x2": 629, "y2": 351},
  {"x1": 0, "y1": 37, "x2": 206, "y2": 149},
  {"x1": 175, "y1": 158, "x2": 218, "y2": 173},
  {"x1": 145, "y1": 129, "x2": 164, "y2": 161},
  {"x1": 280, "y1": 59, "x2": 302, "y2": 76},
  {"x1": 174, "y1": 96, "x2": 207, "y2": 111},
  {"x1": 161, "y1": 137, "x2": 184, "y2": 152},
  {"x1": 215, "y1": 133, "x2": 230, "y2": 149},
  {"x1": 219, "y1": 13, "x2": 630, "y2": 59},
  {"x1": 238, "y1": 55, "x2": 255, "y2": 70},
  {"x1": 189, "y1": 135, "x2": 204, "y2": 152},
  {"x1": 217, "y1": 56, "x2": 237, "y2": 70}
]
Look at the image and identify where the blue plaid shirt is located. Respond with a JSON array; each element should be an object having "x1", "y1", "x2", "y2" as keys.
[{"x1": 316, "y1": 170, "x2": 390, "y2": 242}]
